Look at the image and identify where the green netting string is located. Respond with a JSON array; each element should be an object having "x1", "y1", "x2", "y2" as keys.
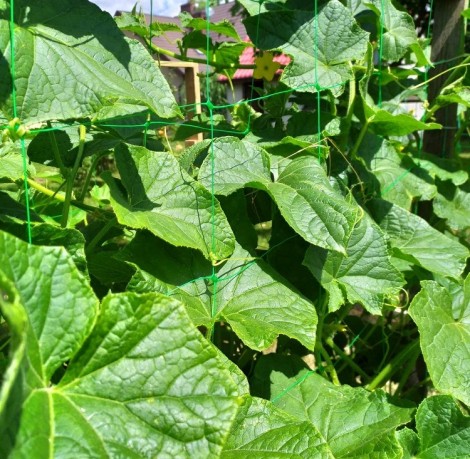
[
  {"x1": 9, "y1": 0, "x2": 32, "y2": 244},
  {"x1": 314, "y1": 0, "x2": 323, "y2": 161},
  {"x1": 377, "y1": 0, "x2": 386, "y2": 108},
  {"x1": 244, "y1": 1, "x2": 263, "y2": 136},
  {"x1": 205, "y1": 1, "x2": 218, "y2": 340},
  {"x1": 418, "y1": 0, "x2": 434, "y2": 142},
  {"x1": 142, "y1": 1, "x2": 155, "y2": 149}
]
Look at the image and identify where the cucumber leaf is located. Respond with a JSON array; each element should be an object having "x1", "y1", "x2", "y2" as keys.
[
  {"x1": 357, "y1": 135, "x2": 436, "y2": 210},
  {"x1": 433, "y1": 181, "x2": 470, "y2": 231},
  {"x1": 270, "y1": 370, "x2": 414, "y2": 457},
  {"x1": 364, "y1": 0, "x2": 428, "y2": 64},
  {"x1": 409, "y1": 279, "x2": 470, "y2": 405},
  {"x1": 243, "y1": 0, "x2": 369, "y2": 94},
  {"x1": 0, "y1": 231, "x2": 98, "y2": 380},
  {"x1": 0, "y1": 0, "x2": 180, "y2": 123},
  {"x1": 303, "y1": 215, "x2": 404, "y2": 314},
  {"x1": 198, "y1": 137, "x2": 360, "y2": 254},
  {"x1": 413, "y1": 396, "x2": 470, "y2": 458},
  {"x1": 369, "y1": 199, "x2": 469, "y2": 279},
  {"x1": 122, "y1": 232, "x2": 317, "y2": 351},
  {"x1": 222, "y1": 396, "x2": 329, "y2": 458},
  {"x1": 413, "y1": 154, "x2": 469, "y2": 186},
  {"x1": 0, "y1": 231, "x2": 241, "y2": 457},
  {"x1": 104, "y1": 143, "x2": 235, "y2": 261},
  {"x1": 368, "y1": 110, "x2": 440, "y2": 137}
]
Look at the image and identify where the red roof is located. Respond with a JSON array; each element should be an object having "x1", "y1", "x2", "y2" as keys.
[{"x1": 218, "y1": 45, "x2": 290, "y2": 81}]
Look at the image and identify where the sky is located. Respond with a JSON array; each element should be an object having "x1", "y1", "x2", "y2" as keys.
[{"x1": 91, "y1": 0, "x2": 188, "y2": 16}]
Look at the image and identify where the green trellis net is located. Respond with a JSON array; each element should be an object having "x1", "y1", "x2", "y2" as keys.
[{"x1": 2, "y1": 0, "x2": 441, "y2": 401}]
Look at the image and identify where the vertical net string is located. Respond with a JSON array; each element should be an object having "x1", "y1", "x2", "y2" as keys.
[
  {"x1": 377, "y1": 0, "x2": 386, "y2": 109},
  {"x1": 314, "y1": 0, "x2": 322, "y2": 162},
  {"x1": 205, "y1": 1, "x2": 218, "y2": 340},
  {"x1": 419, "y1": 0, "x2": 435, "y2": 153},
  {"x1": 9, "y1": 0, "x2": 32, "y2": 243}
]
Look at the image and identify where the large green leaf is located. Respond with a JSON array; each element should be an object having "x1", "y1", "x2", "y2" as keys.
[
  {"x1": 0, "y1": 231, "x2": 98, "y2": 380},
  {"x1": 397, "y1": 396, "x2": 470, "y2": 458},
  {"x1": 268, "y1": 157, "x2": 359, "y2": 254},
  {"x1": 433, "y1": 275, "x2": 470, "y2": 321},
  {"x1": 369, "y1": 199, "x2": 469, "y2": 279},
  {"x1": 123, "y1": 232, "x2": 317, "y2": 351},
  {"x1": 412, "y1": 396, "x2": 470, "y2": 458},
  {"x1": 364, "y1": 0, "x2": 427, "y2": 63},
  {"x1": 198, "y1": 137, "x2": 359, "y2": 254},
  {"x1": 396, "y1": 397, "x2": 470, "y2": 459},
  {"x1": 368, "y1": 110, "x2": 440, "y2": 137},
  {"x1": 104, "y1": 143, "x2": 235, "y2": 261},
  {"x1": 358, "y1": 135, "x2": 436, "y2": 210},
  {"x1": 199, "y1": 137, "x2": 271, "y2": 197},
  {"x1": 433, "y1": 181, "x2": 470, "y2": 231},
  {"x1": 413, "y1": 153, "x2": 468, "y2": 187},
  {"x1": 435, "y1": 84, "x2": 470, "y2": 109},
  {"x1": 0, "y1": 221, "x2": 88, "y2": 274},
  {"x1": 409, "y1": 279, "x2": 470, "y2": 405},
  {"x1": 270, "y1": 370, "x2": 413, "y2": 457},
  {"x1": 243, "y1": 0, "x2": 369, "y2": 94},
  {"x1": 0, "y1": 0, "x2": 180, "y2": 123},
  {"x1": 303, "y1": 215, "x2": 404, "y2": 314},
  {"x1": 0, "y1": 242, "x2": 242, "y2": 457},
  {"x1": 396, "y1": 428, "x2": 419, "y2": 459},
  {"x1": 222, "y1": 396, "x2": 329, "y2": 458}
]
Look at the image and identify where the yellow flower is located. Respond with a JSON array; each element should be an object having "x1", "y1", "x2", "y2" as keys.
[{"x1": 253, "y1": 52, "x2": 281, "y2": 81}]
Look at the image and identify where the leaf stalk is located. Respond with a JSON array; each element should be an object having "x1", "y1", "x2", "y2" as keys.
[{"x1": 61, "y1": 125, "x2": 86, "y2": 228}]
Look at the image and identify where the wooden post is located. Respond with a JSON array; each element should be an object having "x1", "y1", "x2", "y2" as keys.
[
  {"x1": 423, "y1": 0, "x2": 466, "y2": 157},
  {"x1": 159, "y1": 61, "x2": 203, "y2": 147}
]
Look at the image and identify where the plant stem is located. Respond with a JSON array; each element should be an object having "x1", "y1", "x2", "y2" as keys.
[
  {"x1": 366, "y1": 340, "x2": 420, "y2": 391},
  {"x1": 48, "y1": 122, "x2": 67, "y2": 177},
  {"x1": 408, "y1": 61, "x2": 470, "y2": 92},
  {"x1": 0, "y1": 337, "x2": 11, "y2": 352},
  {"x1": 350, "y1": 119, "x2": 369, "y2": 159},
  {"x1": 78, "y1": 152, "x2": 108, "y2": 202},
  {"x1": 314, "y1": 293, "x2": 327, "y2": 372},
  {"x1": 422, "y1": 103, "x2": 440, "y2": 122},
  {"x1": 27, "y1": 178, "x2": 65, "y2": 202},
  {"x1": 237, "y1": 348, "x2": 256, "y2": 370},
  {"x1": 394, "y1": 342, "x2": 422, "y2": 396},
  {"x1": 145, "y1": 38, "x2": 256, "y2": 70},
  {"x1": 86, "y1": 217, "x2": 117, "y2": 254},
  {"x1": 319, "y1": 345, "x2": 340, "y2": 385},
  {"x1": 454, "y1": 111, "x2": 469, "y2": 146},
  {"x1": 61, "y1": 125, "x2": 86, "y2": 228},
  {"x1": 27, "y1": 178, "x2": 108, "y2": 215},
  {"x1": 325, "y1": 336, "x2": 370, "y2": 382},
  {"x1": 337, "y1": 71, "x2": 356, "y2": 151},
  {"x1": 205, "y1": 322, "x2": 215, "y2": 341}
]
